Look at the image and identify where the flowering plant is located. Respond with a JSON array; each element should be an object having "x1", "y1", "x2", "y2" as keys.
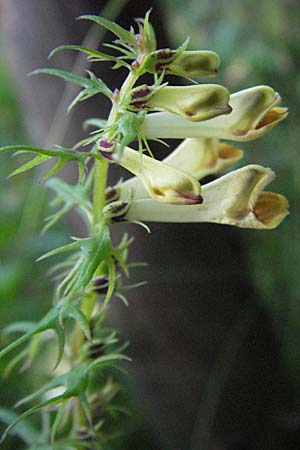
[{"x1": 0, "y1": 10, "x2": 288, "y2": 449}]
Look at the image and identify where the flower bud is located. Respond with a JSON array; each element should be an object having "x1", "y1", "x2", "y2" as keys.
[
  {"x1": 98, "y1": 138, "x2": 116, "y2": 160},
  {"x1": 92, "y1": 275, "x2": 109, "y2": 294},
  {"x1": 142, "y1": 86, "x2": 288, "y2": 141},
  {"x1": 147, "y1": 85, "x2": 231, "y2": 122},
  {"x1": 103, "y1": 200, "x2": 130, "y2": 222},
  {"x1": 163, "y1": 138, "x2": 243, "y2": 179},
  {"x1": 120, "y1": 139, "x2": 243, "y2": 201},
  {"x1": 111, "y1": 146, "x2": 203, "y2": 205},
  {"x1": 105, "y1": 185, "x2": 120, "y2": 203},
  {"x1": 87, "y1": 339, "x2": 105, "y2": 358},
  {"x1": 145, "y1": 49, "x2": 220, "y2": 78},
  {"x1": 125, "y1": 165, "x2": 289, "y2": 229},
  {"x1": 135, "y1": 12, "x2": 157, "y2": 54}
]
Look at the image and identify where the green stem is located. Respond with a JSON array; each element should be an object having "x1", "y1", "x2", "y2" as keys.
[
  {"x1": 92, "y1": 69, "x2": 140, "y2": 230},
  {"x1": 71, "y1": 64, "x2": 143, "y2": 441},
  {"x1": 93, "y1": 157, "x2": 109, "y2": 229}
]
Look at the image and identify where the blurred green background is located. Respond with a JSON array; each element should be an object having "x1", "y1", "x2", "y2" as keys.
[
  {"x1": 0, "y1": 0, "x2": 299, "y2": 449},
  {"x1": 162, "y1": 0, "x2": 300, "y2": 383}
]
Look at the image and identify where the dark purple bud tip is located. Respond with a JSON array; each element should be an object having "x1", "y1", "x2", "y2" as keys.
[
  {"x1": 131, "y1": 85, "x2": 152, "y2": 100},
  {"x1": 131, "y1": 60, "x2": 140, "y2": 69},
  {"x1": 92, "y1": 275, "x2": 109, "y2": 294},
  {"x1": 105, "y1": 186, "x2": 118, "y2": 202},
  {"x1": 76, "y1": 428, "x2": 94, "y2": 442},
  {"x1": 88, "y1": 339, "x2": 105, "y2": 358},
  {"x1": 156, "y1": 49, "x2": 175, "y2": 60},
  {"x1": 130, "y1": 100, "x2": 149, "y2": 110},
  {"x1": 113, "y1": 88, "x2": 120, "y2": 100},
  {"x1": 98, "y1": 138, "x2": 116, "y2": 160}
]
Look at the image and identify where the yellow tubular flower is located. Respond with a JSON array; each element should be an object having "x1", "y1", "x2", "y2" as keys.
[
  {"x1": 142, "y1": 86, "x2": 288, "y2": 141},
  {"x1": 98, "y1": 141, "x2": 203, "y2": 205},
  {"x1": 120, "y1": 138, "x2": 243, "y2": 201},
  {"x1": 125, "y1": 165, "x2": 289, "y2": 229},
  {"x1": 148, "y1": 85, "x2": 231, "y2": 121}
]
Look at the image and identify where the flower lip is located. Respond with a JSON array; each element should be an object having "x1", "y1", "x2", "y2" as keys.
[
  {"x1": 124, "y1": 165, "x2": 289, "y2": 229},
  {"x1": 255, "y1": 106, "x2": 288, "y2": 130},
  {"x1": 233, "y1": 91, "x2": 288, "y2": 137},
  {"x1": 141, "y1": 86, "x2": 288, "y2": 142},
  {"x1": 253, "y1": 191, "x2": 289, "y2": 228},
  {"x1": 218, "y1": 143, "x2": 242, "y2": 160}
]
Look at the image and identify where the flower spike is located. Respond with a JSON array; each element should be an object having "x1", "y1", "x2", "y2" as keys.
[
  {"x1": 142, "y1": 86, "x2": 288, "y2": 141},
  {"x1": 125, "y1": 165, "x2": 289, "y2": 229},
  {"x1": 145, "y1": 49, "x2": 220, "y2": 78}
]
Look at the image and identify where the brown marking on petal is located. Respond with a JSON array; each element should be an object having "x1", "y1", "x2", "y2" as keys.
[
  {"x1": 130, "y1": 100, "x2": 149, "y2": 109},
  {"x1": 218, "y1": 143, "x2": 241, "y2": 159},
  {"x1": 177, "y1": 193, "x2": 203, "y2": 204},
  {"x1": 152, "y1": 187, "x2": 163, "y2": 196},
  {"x1": 105, "y1": 187, "x2": 117, "y2": 201},
  {"x1": 185, "y1": 110, "x2": 195, "y2": 117},
  {"x1": 253, "y1": 191, "x2": 289, "y2": 227},
  {"x1": 233, "y1": 129, "x2": 248, "y2": 136},
  {"x1": 255, "y1": 107, "x2": 288, "y2": 130},
  {"x1": 157, "y1": 49, "x2": 175, "y2": 60}
]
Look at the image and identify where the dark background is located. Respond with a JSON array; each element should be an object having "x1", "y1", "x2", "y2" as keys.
[{"x1": 0, "y1": 1, "x2": 299, "y2": 449}]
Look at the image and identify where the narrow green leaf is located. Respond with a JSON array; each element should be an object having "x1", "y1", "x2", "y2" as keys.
[
  {"x1": 49, "y1": 45, "x2": 119, "y2": 62},
  {"x1": 42, "y1": 204, "x2": 73, "y2": 235},
  {"x1": 68, "y1": 307, "x2": 91, "y2": 341},
  {"x1": 0, "y1": 144, "x2": 85, "y2": 160},
  {"x1": 1, "y1": 396, "x2": 65, "y2": 444},
  {"x1": 53, "y1": 324, "x2": 65, "y2": 369},
  {"x1": 0, "y1": 331, "x2": 34, "y2": 361},
  {"x1": 89, "y1": 353, "x2": 130, "y2": 371},
  {"x1": 104, "y1": 257, "x2": 116, "y2": 305},
  {"x1": 46, "y1": 178, "x2": 92, "y2": 211},
  {"x1": 31, "y1": 68, "x2": 112, "y2": 99},
  {"x1": 84, "y1": 117, "x2": 107, "y2": 130},
  {"x1": 68, "y1": 87, "x2": 100, "y2": 111},
  {"x1": 3, "y1": 349, "x2": 28, "y2": 378},
  {"x1": 72, "y1": 226, "x2": 112, "y2": 292},
  {"x1": 3, "y1": 321, "x2": 37, "y2": 335},
  {"x1": 41, "y1": 158, "x2": 67, "y2": 181},
  {"x1": 15, "y1": 374, "x2": 65, "y2": 408},
  {"x1": 51, "y1": 402, "x2": 67, "y2": 446},
  {"x1": 57, "y1": 257, "x2": 83, "y2": 299},
  {"x1": 0, "y1": 408, "x2": 38, "y2": 445},
  {"x1": 9, "y1": 155, "x2": 50, "y2": 177},
  {"x1": 37, "y1": 241, "x2": 81, "y2": 262},
  {"x1": 79, "y1": 15, "x2": 136, "y2": 46},
  {"x1": 103, "y1": 42, "x2": 135, "y2": 58}
]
